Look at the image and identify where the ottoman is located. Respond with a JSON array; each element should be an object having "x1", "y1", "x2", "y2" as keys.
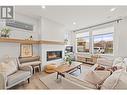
[{"x1": 45, "y1": 64, "x2": 57, "y2": 73}]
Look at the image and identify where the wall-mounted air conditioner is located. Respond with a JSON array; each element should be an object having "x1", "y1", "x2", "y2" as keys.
[{"x1": 6, "y1": 20, "x2": 33, "y2": 31}]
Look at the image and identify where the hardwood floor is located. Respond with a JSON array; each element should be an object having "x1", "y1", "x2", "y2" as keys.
[{"x1": 10, "y1": 63, "x2": 92, "y2": 90}]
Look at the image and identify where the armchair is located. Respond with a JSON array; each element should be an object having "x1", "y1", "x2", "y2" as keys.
[{"x1": 0, "y1": 57, "x2": 33, "y2": 89}]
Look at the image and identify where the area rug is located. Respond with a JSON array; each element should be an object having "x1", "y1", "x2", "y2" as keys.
[
  {"x1": 39, "y1": 65, "x2": 91, "y2": 89},
  {"x1": 39, "y1": 72, "x2": 87, "y2": 89},
  {"x1": 39, "y1": 73, "x2": 68, "y2": 89}
]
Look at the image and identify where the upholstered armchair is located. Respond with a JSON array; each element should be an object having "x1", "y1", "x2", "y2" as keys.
[{"x1": 0, "y1": 57, "x2": 33, "y2": 89}]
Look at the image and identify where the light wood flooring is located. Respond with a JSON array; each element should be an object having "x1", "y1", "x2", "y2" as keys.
[{"x1": 10, "y1": 63, "x2": 92, "y2": 90}]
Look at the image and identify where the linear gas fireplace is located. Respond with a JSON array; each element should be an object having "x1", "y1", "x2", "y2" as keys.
[{"x1": 47, "y1": 51, "x2": 62, "y2": 61}]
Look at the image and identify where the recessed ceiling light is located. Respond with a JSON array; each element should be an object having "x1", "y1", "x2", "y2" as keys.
[
  {"x1": 110, "y1": 8, "x2": 116, "y2": 12},
  {"x1": 42, "y1": 5, "x2": 46, "y2": 9},
  {"x1": 73, "y1": 22, "x2": 76, "y2": 25}
]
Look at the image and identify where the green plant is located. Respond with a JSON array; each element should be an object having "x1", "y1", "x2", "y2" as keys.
[
  {"x1": 0, "y1": 27, "x2": 11, "y2": 37},
  {"x1": 65, "y1": 53, "x2": 72, "y2": 65}
]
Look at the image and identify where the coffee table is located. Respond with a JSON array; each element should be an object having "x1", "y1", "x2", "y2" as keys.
[{"x1": 55, "y1": 61, "x2": 82, "y2": 79}]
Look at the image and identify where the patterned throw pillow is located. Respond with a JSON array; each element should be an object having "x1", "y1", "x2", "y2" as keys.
[{"x1": 0, "y1": 58, "x2": 18, "y2": 76}]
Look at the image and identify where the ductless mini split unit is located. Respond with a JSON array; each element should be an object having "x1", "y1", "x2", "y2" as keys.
[{"x1": 6, "y1": 20, "x2": 33, "y2": 31}]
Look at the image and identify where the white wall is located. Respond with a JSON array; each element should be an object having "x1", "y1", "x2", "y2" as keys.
[
  {"x1": 0, "y1": 13, "x2": 40, "y2": 58},
  {"x1": 41, "y1": 18, "x2": 65, "y2": 41},
  {"x1": 40, "y1": 18, "x2": 66, "y2": 68},
  {"x1": 114, "y1": 18, "x2": 127, "y2": 57}
]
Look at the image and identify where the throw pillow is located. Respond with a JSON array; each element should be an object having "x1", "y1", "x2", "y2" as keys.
[
  {"x1": 113, "y1": 57, "x2": 123, "y2": 66},
  {"x1": 0, "y1": 58, "x2": 18, "y2": 76},
  {"x1": 123, "y1": 58, "x2": 127, "y2": 66}
]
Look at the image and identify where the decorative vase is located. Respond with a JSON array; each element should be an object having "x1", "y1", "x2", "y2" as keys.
[
  {"x1": 1, "y1": 34, "x2": 9, "y2": 38},
  {"x1": 1, "y1": 34, "x2": 6, "y2": 37}
]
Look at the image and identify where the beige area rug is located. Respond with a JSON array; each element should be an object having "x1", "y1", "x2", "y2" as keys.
[
  {"x1": 39, "y1": 73, "x2": 86, "y2": 89},
  {"x1": 40, "y1": 73, "x2": 62, "y2": 89},
  {"x1": 39, "y1": 64, "x2": 91, "y2": 89}
]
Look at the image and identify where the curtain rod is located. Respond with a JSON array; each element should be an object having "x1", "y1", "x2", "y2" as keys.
[{"x1": 73, "y1": 19, "x2": 122, "y2": 32}]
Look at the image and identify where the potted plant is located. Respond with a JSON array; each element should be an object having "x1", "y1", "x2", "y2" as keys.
[
  {"x1": 65, "y1": 53, "x2": 72, "y2": 65},
  {"x1": 0, "y1": 27, "x2": 11, "y2": 38}
]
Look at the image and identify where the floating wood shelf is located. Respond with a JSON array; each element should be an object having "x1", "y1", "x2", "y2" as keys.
[
  {"x1": 0, "y1": 38, "x2": 39, "y2": 44},
  {"x1": 40, "y1": 40, "x2": 65, "y2": 45},
  {"x1": 0, "y1": 38, "x2": 65, "y2": 45}
]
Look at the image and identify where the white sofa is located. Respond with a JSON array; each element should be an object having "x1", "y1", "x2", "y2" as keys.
[{"x1": 62, "y1": 58, "x2": 127, "y2": 89}]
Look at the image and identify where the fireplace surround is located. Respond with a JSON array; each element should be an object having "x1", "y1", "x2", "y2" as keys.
[{"x1": 47, "y1": 51, "x2": 62, "y2": 61}]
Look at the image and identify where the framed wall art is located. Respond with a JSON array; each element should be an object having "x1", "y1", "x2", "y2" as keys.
[{"x1": 20, "y1": 44, "x2": 33, "y2": 57}]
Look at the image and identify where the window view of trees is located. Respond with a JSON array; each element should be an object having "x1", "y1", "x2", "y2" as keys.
[
  {"x1": 93, "y1": 33, "x2": 113, "y2": 54},
  {"x1": 76, "y1": 26, "x2": 114, "y2": 54}
]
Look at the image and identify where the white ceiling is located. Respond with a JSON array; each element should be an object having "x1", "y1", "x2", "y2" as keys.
[{"x1": 15, "y1": 6, "x2": 127, "y2": 31}]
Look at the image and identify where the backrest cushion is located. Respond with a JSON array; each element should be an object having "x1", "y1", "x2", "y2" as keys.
[
  {"x1": 19, "y1": 56, "x2": 40, "y2": 63},
  {"x1": 113, "y1": 57, "x2": 123, "y2": 66},
  {"x1": 0, "y1": 58, "x2": 18, "y2": 76},
  {"x1": 97, "y1": 57, "x2": 113, "y2": 67},
  {"x1": 101, "y1": 69, "x2": 127, "y2": 89},
  {"x1": 113, "y1": 57, "x2": 127, "y2": 69}
]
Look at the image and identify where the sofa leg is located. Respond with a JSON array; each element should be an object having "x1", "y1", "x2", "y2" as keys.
[{"x1": 28, "y1": 78, "x2": 30, "y2": 83}]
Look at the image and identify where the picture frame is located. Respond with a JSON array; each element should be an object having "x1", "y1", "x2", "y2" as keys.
[{"x1": 20, "y1": 44, "x2": 33, "y2": 57}]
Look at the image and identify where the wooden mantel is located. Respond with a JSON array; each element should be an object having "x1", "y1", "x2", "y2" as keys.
[
  {"x1": 0, "y1": 38, "x2": 65, "y2": 45},
  {"x1": 40, "y1": 40, "x2": 65, "y2": 45}
]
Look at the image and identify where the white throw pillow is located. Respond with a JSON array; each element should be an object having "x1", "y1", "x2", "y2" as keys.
[
  {"x1": 0, "y1": 59, "x2": 17, "y2": 76},
  {"x1": 123, "y1": 58, "x2": 127, "y2": 66},
  {"x1": 101, "y1": 69, "x2": 127, "y2": 89},
  {"x1": 113, "y1": 57, "x2": 123, "y2": 66}
]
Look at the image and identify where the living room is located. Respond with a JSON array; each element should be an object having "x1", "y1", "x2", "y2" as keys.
[{"x1": 1, "y1": 5, "x2": 127, "y2": 91}]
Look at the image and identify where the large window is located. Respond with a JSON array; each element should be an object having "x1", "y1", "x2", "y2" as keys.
[
  {"x1": 93, "y1": 27, "x2": 114, "y2": 54},
  {"x1": 76, "y1": 26, "x2": 114, "y2": 55},
  {"x1": 76, "y1": 32, "x2": 90, "y2": 53}
]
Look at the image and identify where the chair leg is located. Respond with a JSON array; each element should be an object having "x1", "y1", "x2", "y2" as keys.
[{"x1": 28, "y1": 78, "x2": 30, "y2": 83}]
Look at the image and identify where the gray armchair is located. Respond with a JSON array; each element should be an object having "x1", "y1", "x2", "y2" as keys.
[{"x1": 0, "y1": 58, "x2": 33, "y2": 89}]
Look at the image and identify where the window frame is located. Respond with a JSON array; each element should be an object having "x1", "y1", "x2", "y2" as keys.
[
  {"x1": 75, "y1": 26, "x2": 114, "y2": 56},
  {"x1": 76, "y1": 31, "x2": 90, "y2": 53},
  {"x1": 92, "y1": 32, "x2": 113, "y2": 55}
]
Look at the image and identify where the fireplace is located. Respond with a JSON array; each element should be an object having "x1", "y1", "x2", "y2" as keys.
[{"x1": 47, "y1": 51, "x2": 62, "y2": 61}]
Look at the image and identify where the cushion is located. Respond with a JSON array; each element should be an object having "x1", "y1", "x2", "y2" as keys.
[
  {"x1": 7, "y1": 71, "x2": 31, "y2": 87},
  {"x1": 20, "y1": 61, "x2": 41, "y2": 67},
  {"x1": 123, "y1": 58, "x2": 127, "y2": 66},
  {"x1": 45, "y1": 69, "x2": 56, "y2": 73},
  {"x1": 46, "y1": 64, "x2": 57, "y2": 70},
  {"x1": 19, "y1": 56, "x2": 40, "y2": 63},
  {"x1": 113, "y1": 57, "x2": 123, "y2": 66},
  {"x1": 97, "y1": 57, "x2": 113, "y2": 67},
  {"x1": 0, "y1": 58, "x2": 18, "y2": 76},
  {"x1": 45, "y1": 64, "x2": 57, "y2": 73},
  {"x1": 101, "y1": 69, "x2": 127, "y2": 89}
]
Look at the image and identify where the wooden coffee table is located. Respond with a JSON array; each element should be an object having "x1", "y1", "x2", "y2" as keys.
[{"x1": 55, "y1": 61, "x2": 82, "y2": 79}]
